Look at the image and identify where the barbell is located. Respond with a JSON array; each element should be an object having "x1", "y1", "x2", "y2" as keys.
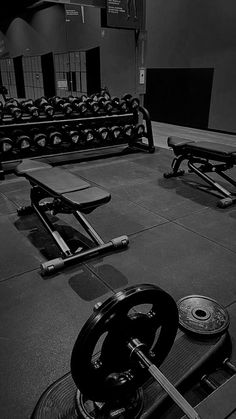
[{"x1": 71, "y1": 284, "x2": 201, "y2": 419}]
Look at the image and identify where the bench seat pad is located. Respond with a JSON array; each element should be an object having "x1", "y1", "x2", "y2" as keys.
[
  {"x1": 168, "y1": 136, "x2": 194, "y2": 148},
  {"x1": 167, "y1": 137, "x2": 236, "y2": 163},
  {"x1": 24, "y1": 167, "x2": 90, "y2": 194},
  {"x1": 15, "y1": 159, "x2": 110, "y2": 210},
  {"x1": 185, "y1": 141, "x2": 236, "y2": 156},
  {"x1": 16, "y1": 159, "x2": 90, "y2": 193},
  {"x1": 168, "y1": 137, "x2": 236, "y2": 158},
  {"x1": 16, "y1": 159, "x2": 53, "y2": 174},
  {"x1": 62, "y1": 187, "x2": 111, "y2": 209}
]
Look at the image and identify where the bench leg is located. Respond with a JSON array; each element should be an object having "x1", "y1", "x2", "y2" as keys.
[
  {"x1": 74, "y1": 210, "x2": 105, "y2": 246},
  {"x1": 40, "y1": 235, "x2": 129, "y2": 276},
  {"x1": 0, "y1": 161, "x2": 4, "y2": 180},
  {"x1": 163, "y1": 156, "x2": 186, "y2": 178},
  {"x1": 17, "y1": 183, "x2": 130, "y2": 275},
  {"x1": 19, "y1": 198, "x2": 129, "y2": 275},
  {"x1": 33, "y1": 201, "x2": 73, "y2": 256},
  {"x1": 188, "y1": 161, "x2": 236, "y2": 208}
]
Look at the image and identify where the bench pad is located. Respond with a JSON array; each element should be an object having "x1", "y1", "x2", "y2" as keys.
[
  {"x1": 15, "y1": 159, "x2": 111, "y2": 209},
  {"x1": 168, "y1": 137, "x2": 236, "y2": 157},
  {"x1": 24, "y1": 167, "x2": 90, "y2": 194},
  {"x1": 63, "y1": 187, "x2": 111, "y2": 209},
  {"x1": 16, "y1": 159, "x2": 53, "y2": 174}
]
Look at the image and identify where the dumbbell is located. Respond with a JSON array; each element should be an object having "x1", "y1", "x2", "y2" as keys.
[
  {"x1": 119, "y1": 98, "x2": 129, "y2": 113},
  {"x1": 98, "y1": 98, "x2": 114, "y2": 114},
  {"x1": 123, "y1": 124, "x2": 135, "y2": 140},
  {"x1": 129, "y1": 123, "x2": 147, "y2": 146},
  {"x1": 86, "y1": 99, "x2": 101, "y2": 115},
  {"x1": 77, "y1": 96, "x2": 100, "y2": 116},
  {"x1": 109, "y1": 125, "x2": 123, "y2": 142},
  {"x1": 49, "y1": 96, "x2": 73, "y2": 116},
  {"x1": 61, "y1": 124, "x2": 81, "y2": 146},
  {"x1": 110, "y1": 96, "x2": 121, "y2": 111},
  {"x1": 121, "y1": 93, "x2": 140, "y2": 111},
  {"x1": 30, "y1": 128, "x2": 47, "y2": 149},
  {"x1": 0, "y1": 109, "x2": 4, "y2": 123},
  {"x1": 45, "y1": 126, "x2": 63, "y2": 147},
  {"x1": 100, "y1": 88, "x2": 111, "y2": 101},
  {"x1": 67, "y1": 96, "x2": 83, "y2": 113},
  {"x1": 67, "y1": 95, "x2": 88, "y2": 116},
  {"x1": 12, "y1": 129, "x2": 32, "y2": 152},
  {"x1": 0, "y1": 131, "x2": 13, "y2": 154},
  {"x1": 135, "y1": 123, "x2": 145, "y2": 138},
  {"x1": 35, "y1": 97, "x2": 54, "y2": 118},
  {"x1": 95, "y1": 126, "x2": 110, "y2": 145},
  {"x1": 77, "y1": 100, "x2": 89, "y2": 116},
  {"x1": 20, "y1": 99, "x2": 40, "y2": 119},
  {"x1": 4, "y1": 99, "x2": 22, "y2": 120},
  {"x1": 89, "y1": 93, "x2": 100, "y2": 102},
  {"x1": 79, "y1": 127, "x2": 96, "y2": 146}
]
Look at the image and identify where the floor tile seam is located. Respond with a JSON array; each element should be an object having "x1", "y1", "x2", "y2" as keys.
[
  {"x1": 0, "y1": 176, "x2": 26, "y2": 185},
  {"x1": 60, "y1": 169, "x2": 155, "y2": 191},
  {"x1": 167, "y1": 206, "x2": 212, "y2": 222},
  {"x1": 64, "y1": 154, "x2": 165, "y2": 171},
  {"x1": 106, "y1": 192, "x2": 171, "y2": 222},
  {"x1": 171, "y1": 219, "x2": 236, "y2": 255},
  {"x1": 0, "y1": 191, "x2": 20, "y2": 210},
  {"x1": 77, "y1": 177, "x2": 159, "y2": 190},
  {"x1": 0, "y1": 267, "x2": 39, "y2": 284},
  {"x1": 83, "y1": 263, "x2": 117, "y2": 294},
  {"x1": 226, "y1": 299, "x2": 236, "y2": 309},
  {"x1": 64, "y1": 155, "x2": 138, "y2": 170},
  {"x1": 126, "y1": 220, "x2": 173, "y2": 240}
]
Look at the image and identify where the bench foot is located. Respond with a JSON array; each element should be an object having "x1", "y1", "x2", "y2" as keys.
[
  {"x1": 111, "y1": 235, "x2": 129, "y2": 248},
  {"x1": 41, "y1": 235, "x2": 129, "y2": 276},
  {"x1": 41, "y1": 257, "x2": 65, "y2": 276},
  {"x1": 163, "y1": 170, "x2": 185, "y2": 179},
  {"x1": 217, "y1": 197, "x2": 235, "y2": 209},
  {"x1": 17, "y1": 205, "x2": 34, "y2": 216}
]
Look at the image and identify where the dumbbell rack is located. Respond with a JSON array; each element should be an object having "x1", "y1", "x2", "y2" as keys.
[{"x1": 0, "y1": 105, "x2": 155, "y2": 179}]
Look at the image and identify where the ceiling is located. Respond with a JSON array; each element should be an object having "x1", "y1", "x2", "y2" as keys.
[
  {"x1": 0, "y1": 0, "x2": 106, "y2": 25},
  {"x1": 0, "y1": 1, "x2": 49, "y2": 22}
]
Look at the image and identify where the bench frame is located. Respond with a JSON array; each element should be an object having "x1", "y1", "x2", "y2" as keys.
[
  {"x1": 17, "y1": 165, "x2": 129, "y2": 275},
  {"x1": 164, "y1": 141, "x2": 236, "y2": 208}
]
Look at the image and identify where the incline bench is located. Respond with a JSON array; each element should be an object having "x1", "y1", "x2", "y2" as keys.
[
  {"x1": 164, "y1": 136, "x2": 236, "y2": 208},
  {"x1": 15, "y1": 159, "x2": 129, "y2": 275}
]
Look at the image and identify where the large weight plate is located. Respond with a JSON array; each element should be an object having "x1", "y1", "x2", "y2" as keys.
[
  {"x1": 71, "y1": 284, "x2": 179, "y2": 403},
  {"x1": 177, "y1": 295, "x2": 230, "y2": 336}
]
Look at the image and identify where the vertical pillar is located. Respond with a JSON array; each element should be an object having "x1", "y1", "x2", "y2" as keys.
[{"x1": 135, "y1": 0, "x2": 147, "y2": 106}]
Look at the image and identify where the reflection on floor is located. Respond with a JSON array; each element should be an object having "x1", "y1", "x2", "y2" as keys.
[{"x1": 152, "y1": 121, "x2": 236, "y2": 148}]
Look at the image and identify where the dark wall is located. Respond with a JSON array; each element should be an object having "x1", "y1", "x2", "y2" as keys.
[
  {"x1": 0, "y1": 4, "x2": 136, "y2": 98},
  {"x1": 100, "y1": 28, "x2": 136, "y2": 97},
  {"x1": 146, "y1": 0, "x2": 236, "y2": 133},
  {"x1": 0, "y1": 5, "x2": 67, "y2": 56},
  {"x1": 144, "y1": 68, "x2": 214, "y2": 129},
  {"x1": 65, "y1": 5, "x2": 101, "y2": 51}
]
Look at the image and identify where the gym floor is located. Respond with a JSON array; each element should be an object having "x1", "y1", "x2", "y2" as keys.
[{"x1": 1, "y1": 123, "x2": 236, "y2": 418}]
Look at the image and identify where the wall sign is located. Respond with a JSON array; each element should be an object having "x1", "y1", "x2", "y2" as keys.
[
  {"x1": 57, "y1": 80, "x2": 68, "y2": 89},
  {"x1": 103, "y1": 0, "x2": 144, "y2": 29},
  {"x1": 44, "y1": 0, "x2": 105, "y2": 6}
]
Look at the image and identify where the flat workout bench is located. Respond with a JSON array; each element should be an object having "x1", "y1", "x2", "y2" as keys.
[
  {"x1": 16, "y1": 159, "x2": 129, "y2": 275},
  {"x1": 164, "y1": 136, "x2": 236, "y2": 208}
]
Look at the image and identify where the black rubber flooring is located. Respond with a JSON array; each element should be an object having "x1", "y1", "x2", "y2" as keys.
[{"x1": 0, "y1": 148, "x2": 236, "y2": 418}]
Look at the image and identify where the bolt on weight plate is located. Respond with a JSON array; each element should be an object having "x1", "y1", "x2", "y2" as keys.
[{"x1": 177, "y1": 295, "x2": 230, "y2": 336}]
